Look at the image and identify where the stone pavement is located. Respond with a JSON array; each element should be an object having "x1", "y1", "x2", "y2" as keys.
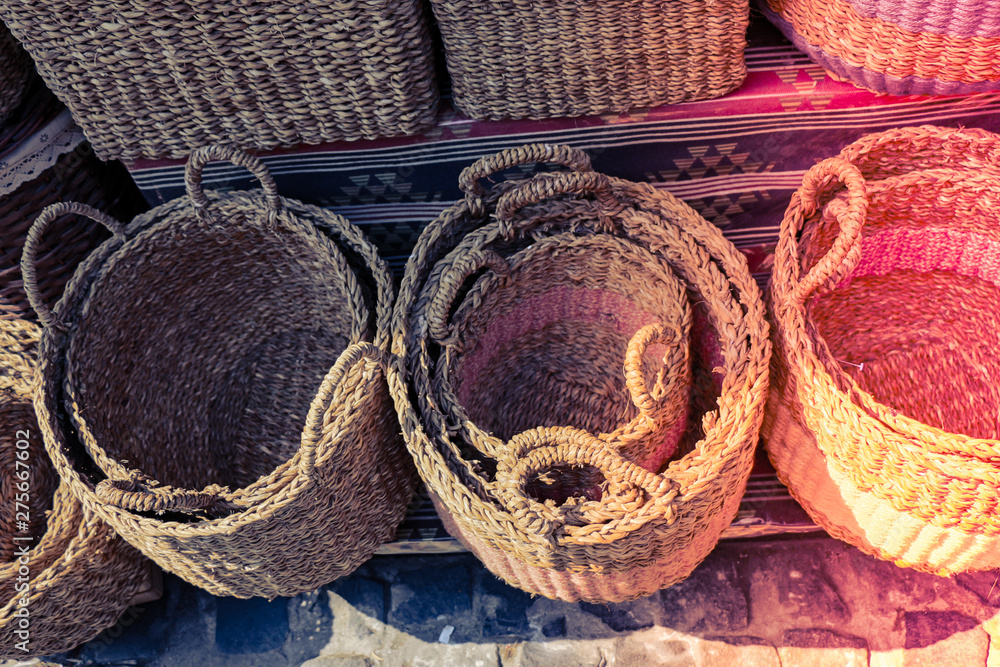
[{"x1": 7, "y1": 534, "x2": 1000, "y2": 666}]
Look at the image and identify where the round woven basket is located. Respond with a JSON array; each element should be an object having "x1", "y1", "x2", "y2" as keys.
[
  {"x1": 0, "y1": 318, "x2": 149, "y2": 658},
  {"x1": 31, "y1": 146, "x2": 416, "y2": 599},
  {"x1": 432, "y1": 0, "x2": 748, "y2": 120},
  {"x1": 760, "y1": 0, "x2": 1000, "y2": 95},
  {"x1": 390, "y1": 144, "x2": 771, "y2": 602},
  {"x1": 765, "y1": 125, "x2": 1000, "y2": 575}
]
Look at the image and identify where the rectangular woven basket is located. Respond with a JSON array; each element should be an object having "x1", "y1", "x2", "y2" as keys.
[
  {"x1": 430, "y1": 0, "x2": 749, "y2": 120},
  {"x1": 0, "y1": 1, "x2": 441, "y2": 161}
]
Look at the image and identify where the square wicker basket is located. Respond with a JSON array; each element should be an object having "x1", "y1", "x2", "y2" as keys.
[{"x1": 0, "y1": 1, "x2": 440, "y2": 160}]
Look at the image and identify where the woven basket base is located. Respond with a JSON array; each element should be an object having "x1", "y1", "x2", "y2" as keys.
[
  {"x1": 763, "y1": 381, "x2": 1000, "y2": 576},
  {"x1": 431, "y1": 491, "x2": 733, "y2": 603}
]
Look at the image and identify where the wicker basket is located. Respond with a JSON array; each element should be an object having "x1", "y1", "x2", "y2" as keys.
[
  {"x1": 765, "y1": 125, "x2": 1000, "y2": 575},
  {"x1": 0, "y1": 21, "x2": 32, "y2": 125},
  {"x1": 430, "y1": 0, "x2": 748, "y2": 120},
  {"x1": 30, "y1": 146, "x2": 417, "y2": 599},
  {"x1": 0, "y1": 318, "x2": 149, "y2": 658},
  {"x1": 0, "y1": 1, "x2": 440, "y2": 161},
  {"x1": 760, "y1": 0, "x2": 1000, "y2": 95},
  {"x1": 0, "y1": 135, "x2": 149, "y2": 323},
  {"x1": 390, "y1": 144, "x2": 770, "y2": 602}
]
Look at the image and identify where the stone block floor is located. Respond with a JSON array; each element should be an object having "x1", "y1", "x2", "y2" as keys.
[{"x1": 7, "y1": 534, "x2": 1000, "y2": 666}]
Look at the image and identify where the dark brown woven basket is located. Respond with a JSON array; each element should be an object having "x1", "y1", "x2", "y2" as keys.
[
  {"x1": 0, "y1": 318, "x2": 149, "y2": 659},
  {"x1": 430, "y1": 0, "x2": 748, "y2": 120},
  {"x1": 0, "y1": 1, "x2": 440, "y2": 160},
  {"x1": 0, "y1": 21, "x2": 33, "y2": 126},
  {"x1": 0, "y1": 94, "x2": 149, "y2": 323},
  {"x1": 31, "y1": 146, "x2": 416, "y2": 599}
]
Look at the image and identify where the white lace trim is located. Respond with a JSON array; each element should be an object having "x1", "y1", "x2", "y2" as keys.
[{"x1": 0, "y1": 109, "x2": 86, "y2": 195}]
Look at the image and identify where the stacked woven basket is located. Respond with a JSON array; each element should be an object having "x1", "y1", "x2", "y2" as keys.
[
  {"x1": 390, "y1": 144, "x2": 771, "y2": 602},
  {"x1": 760, "y1": 0, "x2": 1000, "y2": 94},
  {"x1": 765, "y1": 125, "x2": 1000, "y2": 575}
]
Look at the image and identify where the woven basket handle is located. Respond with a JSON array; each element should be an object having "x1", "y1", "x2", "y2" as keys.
[
  {"x1": 95, "y1": 475, "x2": 240, "y2": 516},
  {"x1": 185, "y1": 145, "x2": 283, "y2": 226},
  {"x1": 459, "y1": 144, "x2": 593, "y2": 212},
  {"x1": 789, "y1": 157, "x2": 868, "y2": 304},
  {"x1": 299, "y1": 341, "x2": 384, "y2": 475},
  {"x1": 22, "y1": 202, "x2": 127, "y2": 329},
  {"x1": 493, "y1": 426, "x2": 675, "y2": 537},
  {"x1": 493, "y1": 171, "x2": 620, "y2": 237},
  {"x1": 425, "y1": 247, "x2": 509, "y2": 344},
  {"x1": 623, "y1": 323, "x2": 685, "y2": 418}
]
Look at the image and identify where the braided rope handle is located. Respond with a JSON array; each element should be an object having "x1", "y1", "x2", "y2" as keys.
[
  {"x1": 458, "y1": 144, "x2": 594, "y2": 216},
  {"x1": 299, "y1": 341, "x2": 385, "y2": 474},
  {"x1": 185, "y1": 145, "x2": 283, "y2": 227},
  {"x1": 21, "y1": 201, "x2": 127, "y2": 328},
  {"x1": 95, "y1": 475, "x2": 240, "y2": 516},
  {"x1": 493, "y1": 426, "x2": 677, "y2": 537},
  {"x1": 493, "y1": 171, "x2": 620, "y2": 238},
  {"x1": 623, "y1": 323, "x2": 686, "y2": 420},
  {"x1": 787, "y1": 157, "x2": 869, "y2": 304},
  {"x1": 425, "y1": 248, "x2": 510, "y2": 344}
]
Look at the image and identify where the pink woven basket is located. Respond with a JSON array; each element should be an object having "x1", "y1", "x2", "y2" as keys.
[{"x1": 760, "y1": 0, "x2": 1000, "y2": 95}]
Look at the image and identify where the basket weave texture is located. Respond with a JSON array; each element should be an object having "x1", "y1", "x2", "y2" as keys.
[
  {"x1": 390, "y1": 144, "x2": 770, "y2": 603},
  {"x1": 31, "y1": 146, "x2": 417, "y2": 599},
  {"x1": 764, "y1": 125, "x2": 1000, "y2": 575},
  {"x1": 0, "y1": 318, "x2": 148, "y2": 658},
  {"x1": 0, "y1": 1, "x2": 440, "y2": 161},
  {"x1": 761, "y1": 0, "x2": 1000, "y2": 95},
  {"x1": 0, "y1": 137, "x2": 149, "y2": 323},
  {"x1": 430, "y1": 0, "x2": 748, "y2": 120},
  {"x1": 0, "y1": 21, "x2": 33, "y2": 125}
]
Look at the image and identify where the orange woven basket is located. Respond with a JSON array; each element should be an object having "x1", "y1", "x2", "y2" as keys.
[{"x1": 765, "y1": 125, "x2": 1000, "y2": 575}]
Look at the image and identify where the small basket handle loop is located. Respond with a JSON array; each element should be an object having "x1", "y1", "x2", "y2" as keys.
[
  {"x1": 623, "y1": 323, "x2": 685, "y2": 418},
  {"x1": 493, "y1": 426, "x2": 676, "y2": 537},
  {"x1": 425, "y1": 248, "x2": 509, "y2": 344},
  {"x1": 95, "y1": 475, "x2": 240, "y2": 517},
  {"x1": 185, "y1": 146, "x2": 283, "y2": 225},
  {"x1": 494, "y1": 171, "x2": 620, "y2": 238},
  {"x1": 458, "y1": 144, "x2": 593, "y2": 215},
  {"x1": 21, "y1": 202, "x2": 127, "y2": 329},
  {"x1": 789, "y1": 157, "x2": 868, "y2": 304}
]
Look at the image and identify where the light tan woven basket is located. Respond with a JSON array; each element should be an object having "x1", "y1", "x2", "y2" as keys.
[
  {"x1": 0, "y1": 1, "x2": 439, "y2": 160},
  {"x1": 765, "y1": 125, "x2": 1000, "y2": 575},
  {"x1": 430, "y1": 0, "x2": 748, "y2": 120},
  {"x1": 0, "y1": 318, "x2": 149, "y2": 658},
  {"x1": 391, "y1": 144, "x2": 770, "y2": 602},
  {"x1": 30, "y1": 146, "x2": 416, "y2": 598}
]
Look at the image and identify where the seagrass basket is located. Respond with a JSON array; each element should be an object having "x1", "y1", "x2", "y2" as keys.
[
  {"x1": 0, "y1": 318, "x2": 149, "y2": 658},
  {"x1": 0, "y1": 1, "x2": 439, "y2": 160},
  {"x1": 0, "y1": 21, "x2": 32, "y2": 125},
  {"x1": 765, "y1": 125, "x2": 1000, "y2": 575},
  {"x1": 760, "y1": 0, "x2": 1000, "y2": 95},
  {"x1": 30, "y1": 146, "x2": 417, "y2": 599},
  {"x1": 0, "y1": 135, "x2": 149, "y2": 322},
  {"x1": 430, "y1": 0, "x2": 748, "y2": 120},
  {"x1": 390, "y1": 144, "x2": 771, "y2": 602}
]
